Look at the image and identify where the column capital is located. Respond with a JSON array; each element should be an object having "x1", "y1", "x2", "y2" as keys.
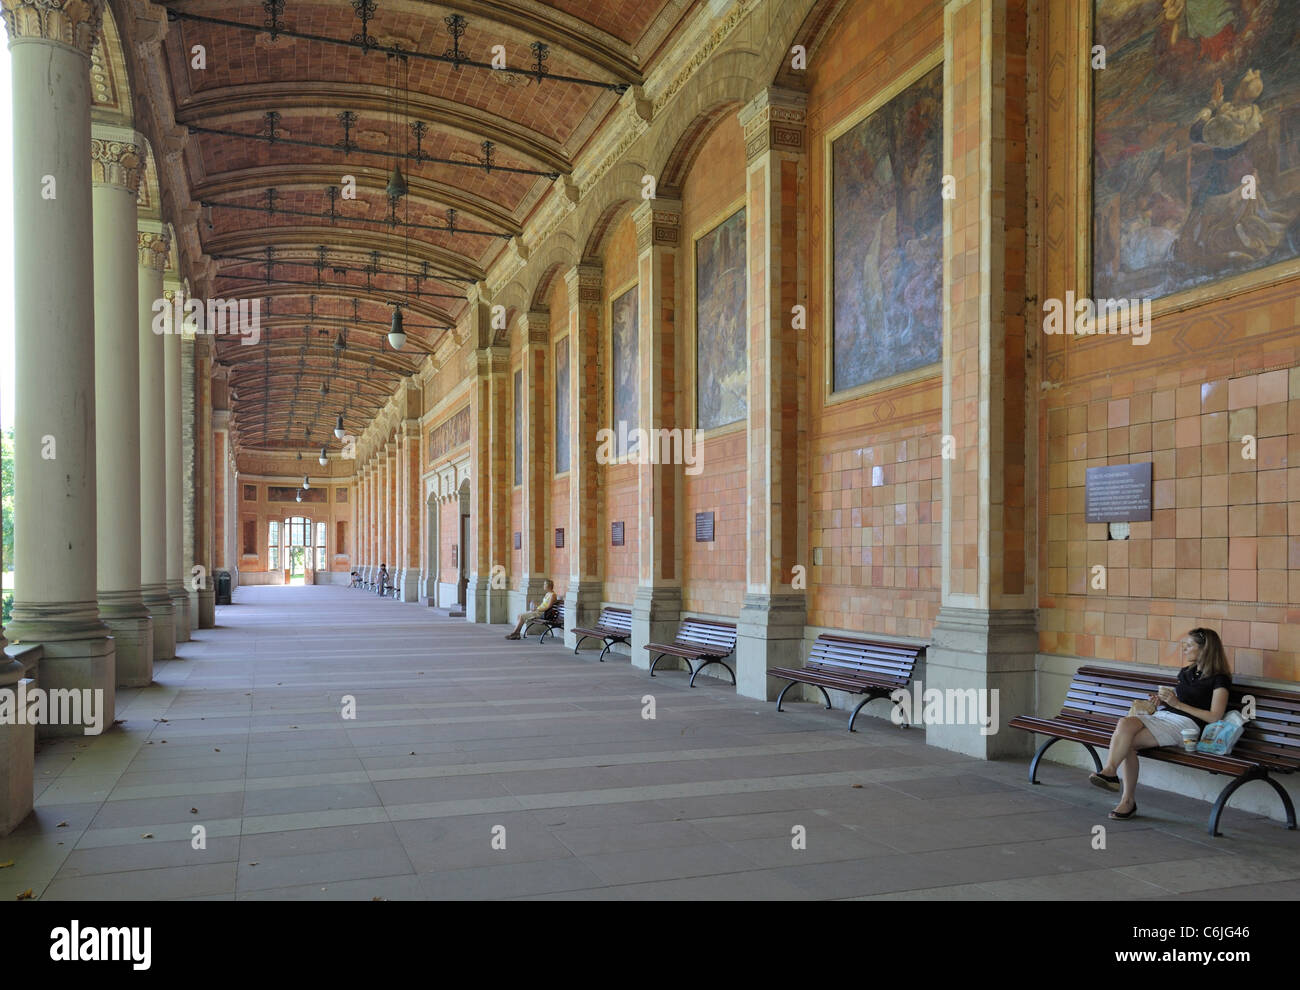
[
  {"x1": 564, "y1": 263, "x2": 603, "y2": 304},
  {"x1": 138, "y1": 229, "x2": 170, "y2": 272},
  {"x1": 90, "y1": 127, "x2": 143, "y2": 194},
  {"x1": 738, "y1": 86, "x2": 808, "y2": 163},
  {"x1": 520, "y1": 310, "x2": 549, "y2": 344},
  {"x1": 633, "y1": 198, "x2": 682, "y2": 252},
  {"x1": 0, "y1": 0, "x2": 103, "y2": 55}
]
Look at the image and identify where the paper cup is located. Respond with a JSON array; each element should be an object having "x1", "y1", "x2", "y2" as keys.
[{"x1": 1181, "y1": 729, "x2": 1198, "y2": 752}]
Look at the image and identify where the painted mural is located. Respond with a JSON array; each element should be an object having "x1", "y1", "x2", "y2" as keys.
[
  {"x1": 831, "y1": 65, "x2": 942, "y2": 393},
  {"x1": 1093, "y1": 0, "x2": 1300, "y2": 300},
  {"x1": 555, "y1": 336, "x2": 570, "y2": 473},
  {"x1": 611, "y1": 285, "x2": 639, "y2": 457},
  {"x1": 696, "y1": 207, "x2": 747, "y2": 430}
]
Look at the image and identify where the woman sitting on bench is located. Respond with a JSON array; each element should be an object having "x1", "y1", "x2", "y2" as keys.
[
  {"x1": 505, "y1": 579, "x2": 556, "y2": 641},
  {"x1": 1089, "y1": 627, "x2": 1231, "y2": 820}
]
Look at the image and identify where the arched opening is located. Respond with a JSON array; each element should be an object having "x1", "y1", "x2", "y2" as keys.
[
  {"x1": 425, "y1": 490, "x2": 439, "y2": 604},
  {"x1": 456, "y1": 478, "x2": 471, "y2": 609}
]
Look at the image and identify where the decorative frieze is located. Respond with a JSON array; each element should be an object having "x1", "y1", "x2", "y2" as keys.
[{"x1": 565, "y1": 264, "x2": 603, "y2": 306}]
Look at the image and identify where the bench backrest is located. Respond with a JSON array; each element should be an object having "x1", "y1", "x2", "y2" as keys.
[
  {"x1": 674, "y1": 618, "x2": 737, "y2": 654},
  {"x1": 597, "y1": 608, "x2": 632, "y2": 634},
  {"x1": 806, "y1": 635, "x2": 923, "y2": 686},
  {"x1": 1068, "y1": 666, "x2": 1300, "y2": 771}
]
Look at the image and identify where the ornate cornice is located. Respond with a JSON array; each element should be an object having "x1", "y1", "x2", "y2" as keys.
[
  {"x1": 738, "y1": 87, "x2": 808, "y2": 163},
  {"x1": 522, "y1": 310, "x2": 550, "y2": 345},
  {"x1": 90, "y1": 135, "x2": 143, "y2": 192},
  {"x1": 0, "y1": 0, "x2": 103, "y2": 55},
  {"x1": 137, "y1": 229, "x2": 170, "y2": 272},
  {"x1": 649, "y1": 0, "x2": 756, "y2": 116},
  {"x1": 633, "y1": 198, "x2": 682, "y2": 252}
]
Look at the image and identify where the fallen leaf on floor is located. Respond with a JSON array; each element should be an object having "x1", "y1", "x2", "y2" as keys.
[
  {"x1": 141, "y1": 833, "x2": 153, "y2": 839},
  {"x1": 112, "y1": 719, "x2": 125, "y2": 727},
  {"x1": 371, "y1": 897, "x2": 385, "y2": 901},
  {"x1": 409, "y1": 752, "x2": 416, "y2": 756},
  {"x1": 154, "y1": 718, "x2": 168, "y2": 723},
  {"x1": 248, "y1": 862, "x2": 258, "y2": 866},
  {"x1": 56, "y1": 821, "x2": 68, "y2": 828},
  {"x1": 161, "y1": 740, "x2": 167, "y2": 744},
  {"x1": 0, "y1": 861, "x2": 14, "y2": 869},
  {"x1": 16, "y1": 889, "x2": 33, "y2": 900},
  {"x1": 851, "y1": 784, "x2": 863, "y2": 789},
  {"x1": 214, "y1": 748, "x2": 221, "y2": 752},
  {"x1": 190, "y1": 808, "x2": 198, "y2": 815}
]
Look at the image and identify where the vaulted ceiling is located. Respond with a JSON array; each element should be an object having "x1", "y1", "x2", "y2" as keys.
[{"x1": 150, "y1": 0, "x2": 700, "y2": 450}]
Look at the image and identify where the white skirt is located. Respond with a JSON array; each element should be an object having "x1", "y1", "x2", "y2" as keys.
[{"x1": 1135, "y1": 709, "x2": 1200, "y2": 748}]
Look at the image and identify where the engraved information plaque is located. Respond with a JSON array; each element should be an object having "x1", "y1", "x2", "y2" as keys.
[{"x1": 1085, "y1": 462, "x2": 1153, "y2": 523}]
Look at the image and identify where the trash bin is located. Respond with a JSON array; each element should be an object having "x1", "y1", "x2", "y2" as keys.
[{"x1": 215, "y1": 570, "x2": 232, "y2": 606}]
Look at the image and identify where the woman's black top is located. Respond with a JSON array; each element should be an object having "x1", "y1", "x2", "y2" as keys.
[{"x1": 1174, "y1": 665, "x2": 1232, "y2": 728}]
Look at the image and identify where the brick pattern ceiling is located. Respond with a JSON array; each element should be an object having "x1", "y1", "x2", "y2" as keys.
[{"x1": 160, "y1": 0, "x2": 695, "y2": 449}]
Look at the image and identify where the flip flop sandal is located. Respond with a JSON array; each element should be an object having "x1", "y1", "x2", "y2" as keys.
[
  {"x1": 1109, "y1": 803, "x2": 1137, "y2": 820},
  {"x1": 1089, "y1": 772, "x2": 1121, "y2": 791}
]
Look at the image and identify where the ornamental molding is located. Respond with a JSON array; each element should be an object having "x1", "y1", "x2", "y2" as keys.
[
  {"x1": 0, "y1": 0, "x2": 104, "y2": 55},
  {"x1": 564, "y1": 264, "x2": 603, "y2": 305},
  {"x1": 633, "y1": 198, "x2": 682, "y2": 251},
  {"x1": 137, "y1": 229, "x2": 170, "y2": 271},
  {"x1": 90, "y1": 134, "x2": 143, "y2": 192}
]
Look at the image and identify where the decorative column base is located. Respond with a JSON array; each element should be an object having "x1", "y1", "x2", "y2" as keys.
[
  {"x1": 144, "y1": 588, "x2": 176, "y2": 659},
  {"x1": 399, "y1": 568, "x2": 420, "y2": 603},
  {"x1": 922, "y1": 606, "x2": 1038, "y2": 759},
  {"x1": 98, "y1": 591, "x2": 153, "y2": 688},
  {"x1": 197, "y1": 587, "x2": 216, "y2": 629},
  {"x1": 631, "y1": 585, "x2": 682, "y2": 670},
  {"x1": 563, "y1": 580, "x2": 605, "y2": 650},
  {"x1": 464, "y1": 574, "x2": 497, "y2": 623},
  {"x1": 0, "y1": 658, "x2": 34, "y2": 835},
  {"x1": 5, "y1": 605, "x2": 117, "y2": 740},
  {"x1": 735, "y1": 592, "x2": 808, "y2": 700},
  {"x1": 169, "y1": 584, "x2": 191, "y2": 643}
]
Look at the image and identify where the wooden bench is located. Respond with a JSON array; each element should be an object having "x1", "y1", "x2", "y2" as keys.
[
  {"x1": 770, "y1": 635, "x2": 925, "y2": 732},
  {"x1": 572, "y1": 607, "x2": 633, "y2": 662},
  {"x1": 1009, "y1": 665, "x2": 1300, "y2": 837},
  {"x1": 524, "y1": 600, "x2": 565, "y2": 644},
  {"x1": 646, "y1": 619, "x2": 738, "y2": 687}
]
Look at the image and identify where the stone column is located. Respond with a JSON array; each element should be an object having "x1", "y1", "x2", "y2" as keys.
[
  {"x1": 401, "y1": 414, "x2": 422, "y2": 602},
  {"x1": 212, "y1": 408, "x2": 229, "y2": 590},
  {"x1": 138, "y1": 228, "x2": 176, "y2": 659},
  {"x1": 465, "y1": 289, "x2": 510, "y2": 622},
  {"x1": 355, "y1": 462, "x2": 366, "y2": 582},
  {"x1": 195, "y1": 340, "x2": 216, "y2": 627},
  {"x1": 92, "y1": 126, "x2": 153, "y2": 687},
  {"x1": 925, "y1": 0, "x2": 1036, "y2": 757},
  {"x1": 182, "y1": 334, "x2": 198, "y2": 622},
  {"x1": 163, "y1": 279, "x2": 191, "y2": 641},
  {"x1": 563, "y1": 264, "x2": 604, "y2": 646},
  {"x1": 734, "y1": 88, "x2": 810, "y2": 699},
  {"x1": 518, "y1": 312, "x2": 550, "y2": 610},
  {"x1": 387, "y1": 442, "x2": 399, "y2": 584},
  {"x1": 630, "y1": 200, "x2": 685, "y2": 670},
  {"x1": 3, "y1": 0, "x2": 117, "y2": 733},
  {"x1": 364, "y1": 459, "x2": 375, "y2": 583}
]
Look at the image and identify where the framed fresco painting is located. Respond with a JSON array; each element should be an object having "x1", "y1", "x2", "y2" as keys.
[
  {"x1": 1090, "y1": 0, "x2": 1300, "y2": 312},
  {"x1": 694, "y1": 203, "x2": 748, "y2": 432},
  {"x1": 554, "y1": 335, "x2": 570, "y2": 475},
  {"x1": 608, "y1": 281, "x2": 639, "y2": 458},
  {"x1": 824, "y1": 50, "x2": 943, "y2": 402}
]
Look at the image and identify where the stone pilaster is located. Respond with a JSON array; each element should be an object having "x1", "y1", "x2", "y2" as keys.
[
  {"x1": 5, "y1": 0, "x2": 117, "y2": 734},
  {"x1": 182, "y1": 332, "x2": 197, "y2": 625},
  {"x1": 734, "y1": 87, "x2": 810, "y2": 699},
  {"x1": 163, "y1": 276, "x2": 190, "y2": 642},
  {"x1": 629, "y1": 199, "x2": 685, "y2": 669},
  {"x1": 194, "y1": 338, "x2": 216, "y2": 627},
  {"x1": 92, "y1": 125, "x2": 153, "y2": 687},
  {"x1": 518, "y1": 311, "x2": 550, "y2": 611},
  {"x1": 401, "y1": 410, "x2": 422, "y2": 602},
  {"x1": 563, "y1": 263, "x2": 605, "y2": 646},
  {"x1": 926, "y1": 0, "x2": 1036, "y2": 757},
  {"x1": 467, "y1": 341, "x2": 511, "y2": 623}
]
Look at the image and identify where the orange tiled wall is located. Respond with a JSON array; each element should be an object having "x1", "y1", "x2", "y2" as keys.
[
  {"x1": 510, "y1": 487, "x2": 523, "y2": 586},
  {"x1": 802, "y1": 0, "x2": 944, "y2": 638},
  {"x1": 439, "y1": 499, "x2": 459, "y2": 586},
  {"x1": 682, "y1": 430, "x2": 747, "y2": 616},
  {"x1": 603, "y1": 462, "x2": 638, "y2": 604},
  {"x1": 550, "y1": 477, "x2": 569, "y2": 596},
  {"x1": 1040, "y1": 363, "x2": 1300, "y2": 682}
]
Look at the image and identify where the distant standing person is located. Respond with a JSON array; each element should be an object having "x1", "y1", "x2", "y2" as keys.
[
  {"x1": 376, "y1": 563, "x2": 389, "y2": 596},
  {"x1": 505, "y1": 579, "x2": 557, "y2": 640}
]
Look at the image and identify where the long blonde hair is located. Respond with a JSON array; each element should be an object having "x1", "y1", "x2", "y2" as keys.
[{"x1": 1189, "y1": 628, "x2": 1229, "y2": 679}]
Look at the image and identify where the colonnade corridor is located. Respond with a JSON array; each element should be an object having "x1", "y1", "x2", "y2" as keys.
[{"x1": 0, "y1": 587, "x2": 1293, "y2": 901}]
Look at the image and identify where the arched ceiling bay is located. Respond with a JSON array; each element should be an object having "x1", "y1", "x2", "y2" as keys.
[{"x1": 156, "y1": 0, "x2": 700, "y2": 450}]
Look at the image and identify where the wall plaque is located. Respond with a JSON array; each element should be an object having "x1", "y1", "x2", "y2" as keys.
[
  {"x1": 611, "y1": 521, "x2": 625, "y2": 547},
  {"x1": 695, "y1": 511, "x2": 715, "y2": 542},
  {"x1": 1085, "y1": 462, "x2": 1153, "y2": 523}
]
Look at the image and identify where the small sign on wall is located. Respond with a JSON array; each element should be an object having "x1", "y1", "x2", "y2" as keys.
[
  {"x1": 611, "y1": 521, "x2": 625, "y2": 547},
  {"x1": 695, "y1": 511, "x2": 715, "y2": 542},
  {"x1": 555, "y1": 528, "x2": 565, "y2": 549},
  {"x1": 513, "y1": 531, "x2": 521, "y2": 550},
  {"x1": 1085, "y1": 462, "x2": 1153, "y2": 523}
]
